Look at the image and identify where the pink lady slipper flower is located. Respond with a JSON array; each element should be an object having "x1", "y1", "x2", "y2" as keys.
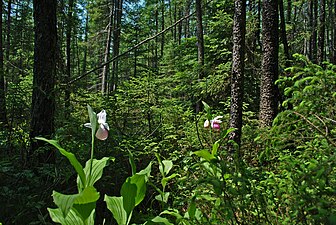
[
  {"x1": 211, "y1": 116, "x2": 223, "y2": 131},
  {"x1": 203, "y1": 116, "x2": 223, "y2": 131},
  {"x1": 85, "y1": 109, "x2": 109, "y2": 140}
]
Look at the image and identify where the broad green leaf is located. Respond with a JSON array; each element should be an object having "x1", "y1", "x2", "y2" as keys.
[
  {"x1": 127, "y1": 174, "x2": 146, "y2": 206},
  {"x1": 154, "y1": 192, "x2": 170, "y2": 203},
  {"x1": 48, "y1": 208, "x2": 85, "y2": 225},
  {"x1": 150, "y1": 216, "x2": 174, "y2": 225},
  {"x1": 120, "y1": 178, "x2": 137, "y2": 217},
  {"x1": 78, "y1": 157, "x2": 112, "y2": 191},
  {"x1": 104, "y1": 195, "x2": 127, "y2": 225},
  {"x1": 193, "y1": 150, "x2": 215, "y2": 161},
  {"x1": 73, "y1": 186, "x2": 100, "y2": 221},
  {"x1": 52, "y1": 191, "x2": 78, "y2": 217},
  {"x1": 36, "y1": 137, "x2": 86, "y2": 188},
  {"x1": 212, "y1": 140, "x2": 220, "y2": 156},
  {"x1": 187, "y1": 195, "x2": 197, "y2": 219},
  {"x1": 162, "y1": 160, "x2": 173, "y2": 175}
]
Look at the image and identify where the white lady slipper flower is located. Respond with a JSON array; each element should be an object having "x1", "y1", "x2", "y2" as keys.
[
  {"x1": 204, "y1": 119, "x2": 210, "y2": 128},
  {"x1": 84, "y1": 109, "x2": 109, "y2": 140},
  {"x1": 96, "y1": 110, "x2": 109, "y2": 140}
]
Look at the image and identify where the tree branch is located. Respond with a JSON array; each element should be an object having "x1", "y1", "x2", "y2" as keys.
[{"x1": 67, "y1": 11, "x2": 196, "y2": 85}]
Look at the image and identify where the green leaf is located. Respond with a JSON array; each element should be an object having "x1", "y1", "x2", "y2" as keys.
[
  {"x1": 161, "y1": 173, "x2": 178, "y2": 188},
  {"x1": 104, "y1": 196, "x2": 127, "y2": 225},
  {"x1": 52, "y1": 191, "x2": 78, "y2": 217},
  {"x1": 48, "y1": 208, "x2": 85, "y2": 225},
  {"x1": 128, "y1": 150, "x2": 137, "y2": 175},
  {"x1": 78, "y1": 157, "x2": 112, "y2": 191},
  {"x1": 212, "y1": 140, "x2": 220, "y2": 156},
  {"x1": 36, "y1": 137, "x2": 86, "y2": 188},
  {"x1": 221, "y1": 127, "x2": 236, "y2": 139},
  {"x1": 150, "y1": 216, "x2": 174, "y2": 225},
  {"x1": 87, "y1": 105, "x2": 97, "y2": 139},
  {"x1": 187, "y1": 195, "x2": 197, "y2": 219},
  {"x1": 162, "y1": 160, "x2": 173, "y2": 176},
  {"x1": 155, "y1": 192, "x2": 170, "y2": 203},
  {"x1": 120, "y1": 178, "x2": 137, "y2": 217},
  {"x1": 73, "y1": 186, "x2": 100, "y2": 221},
  {"x1": 193, "y1": 150, "x2": 215, "y2": 161},
  {"x1": 202, "y1": 101, "x2": 211, "y2": 114}
]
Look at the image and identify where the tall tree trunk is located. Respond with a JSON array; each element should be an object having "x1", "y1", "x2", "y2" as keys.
[
  {"x1": 65, "y1": 0, "x2": 74, "y2": 107},
  {"x1": 279, "y1": 0, "x2": 290, "y2": 65},
  {"x1": 6, "y1": 0, "x2": 11, "y2": 76},
  {"x1": 0, "y1": 0, "x2": 7, "y2": 125},
  {"x1": 259, "y1": 0, "x2": 279, "y2": 127},
  {"x1": 195, "y1": 0, "x2": 205, "y2": 113},
  {"x1": 102, "y1": 3, "x2": 114, "y2": 94},
  {"x1": 82, "y1": 13, "x2": 89, "y2": 74},
  {"x1": 334, "y1": 0, "x2": 336, "y2": 63},
  {"x1": 311, "y1": 0, "x2": 318, "y2": 63},
  {"x1": 184, "y1": 0, "x2": 191, "y2": 38},
  {"x1": 30, "y1": 0, "x2": 57, "y2": 163},
  {"x1": 317, "y1": 0, "x2": 325, "y2": 64},
  {"x1": 229, "y1": 0, "x2": 246, "y2": 148},
  {"x1": 161, "y1": 0, "x2": 165, "y2": 57},
  {"x1": 110, "y1": 0, "x2": 123, "y2": 93}
]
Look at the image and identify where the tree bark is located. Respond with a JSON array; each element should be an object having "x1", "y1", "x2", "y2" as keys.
[
  {"x1": 279, "y1": 0, "x2": 290, "y2": 65},
  {"x1": 102, "y1": 2, "x2": 114, "y2": 94},
  {"x1": 311, "y1": 0, "x2": 318, "y2": 63},
  {"x1": 0, "y1": 0, "x2": 7, "y2": 125},
  {"x1": 317, "y1": 0, "x2": 325, "y2": 64},
  {"x1": 6, "y1": 0, "x2": 11, "y2": 75},
  {"x1": 110, "y1": 0, "x2": 123, "y2": 93},
  {"x1": 259, "y1": 0, "x2": 279, "y2": 127},
  {"x1": 30, "y1": 0, "x2": 57, "y2": 163},
  {"x1": 65, "y1": 0, "x2": 74, "y2": 107},
  {"x1": 229, "y1": 0, "x2": 246, "y2": 148},
  {"x1": 195, "y1": 0, "x2": 205, "y2": 113}
]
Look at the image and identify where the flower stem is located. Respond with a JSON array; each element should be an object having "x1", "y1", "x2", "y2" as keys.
[{"x1": 88, "y1": 131, "x2": 95, "y2": 187}]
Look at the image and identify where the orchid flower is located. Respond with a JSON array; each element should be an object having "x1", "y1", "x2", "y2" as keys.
[
  {"x1": 211, "y1": 116, "x2": 223, "y2": 131},
  {"x1": 204, "y1": 119, "x2": 210, "y2": 128},
  {"x1": 85, "y1": 109, "x2": 109, "y2": 140},
  {"x1": 204, "y1": 116, "x2": 223, "y2": 131}
]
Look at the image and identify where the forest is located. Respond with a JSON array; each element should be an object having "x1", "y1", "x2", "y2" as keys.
[{"x1": 0, "y1": 0, "x2": 335, "y2": 224}]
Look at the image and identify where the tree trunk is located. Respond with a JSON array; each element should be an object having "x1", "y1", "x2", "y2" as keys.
[
  {"x1": 195, "y1": 0, "x2": 205, "y2": 113},
  {"x1": 102, "y1": 3, "x2": 114, "y2": 94},
  {"x1": 82, "y1": 13, "x2": 89, "y2": 74},
  {"x1": 161, "y1": 0, "x2": 165, "y2": 57},
  {"x1": 259, "y1": 0, "x2": 279, "y2": 127},
  {"x1": 317, "y1": 0, "x2": 325, "y2": 64},
  {"x1": 229, "y1": 0, "x2": 246, "y2": 148},
  {"x1": 0, "y1": 0, "x2": 7, "y2": 125},
  {"x1": 110, "y1": 0, "x2": 123, "y2": 93},
  {"x1": 279, "y1": 0, "x2": 290, "y2": 65},
  {"x1": 30, "y1": 0, "x2": 57, "y2": 163},
  {"x1": 65, "y1": 0, "x2": 74, "y2": 107},
  {"x1": 311, "y1": 0, "x2": 318, "y2": 63},
  {"x1": 334, "y1": 0, "x2": 336, "y2": 63},
  {"x1": 6, "y1": 0, "x2": 11, "y2": 76}
]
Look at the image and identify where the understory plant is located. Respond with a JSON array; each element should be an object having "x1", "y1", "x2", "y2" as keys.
[{"x1": 38, "y1": 105, "x2": 152, "y2": 225}]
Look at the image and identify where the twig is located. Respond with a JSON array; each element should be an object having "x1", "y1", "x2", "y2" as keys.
[{"x1": 293, "y1": 111, "x2": 336, "y2": 147}]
